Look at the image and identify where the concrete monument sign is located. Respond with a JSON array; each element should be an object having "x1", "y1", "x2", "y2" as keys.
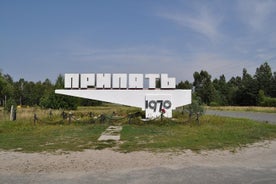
[{"x1": 55, "y1": 73, "x2": 191, "y2": 119}]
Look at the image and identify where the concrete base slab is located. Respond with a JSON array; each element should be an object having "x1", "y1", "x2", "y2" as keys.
[
  {"x1": 98, "y1": 135, "x2": 120, "y2": 141},
  {"x1": 98, "y1": 126, "x2": 122, "y2": 141}
]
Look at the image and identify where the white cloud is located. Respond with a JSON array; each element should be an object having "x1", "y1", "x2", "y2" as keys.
[
  {"x1": 59, "y1": 44, "x2": 187, "y2": 75},
  {"x1": 57, "y1": 40, "x2": 275, "y2": 83},
  {"x1": 238, "y1": 0, "x2": 276, "y2": 31},
  {"x1": 69, "y1": 46, "x2": 178, "y2": 64},
  {"x1": 156, "y1": 6, "x2": 223, "y2": 42},
  {"x1": 188, "y1": 53, "x2": 257, "y2": 80}
]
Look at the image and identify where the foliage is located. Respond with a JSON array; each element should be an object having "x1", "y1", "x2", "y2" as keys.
[
  {"x1": 4, "y1": 98, "x2": 17, "y2": 112},
  {"x1": 255, "y1": 62, "x2": 273, "y2": 96},
  {"x1": 193, "y1": 70, "x2": 216, "y2": 105},
  {"x1": 0, "y1": 73, "x2": 14, "y2": 107},
  {"x1": 213, "y1": 75, "x2": 229, "y2": 105},
  {"x1": 0, "y1": 73, "x2": 104, "y2": 110},
  {"x1": 187, "y1": 96, "x2": 204, "y2": 115},
  {"x1": 176, "y1": 80, "x2": 192, "y2": 89},
  {"x1": 258, "y1": 90, "x2": 276, "y2": 107},
  {"x1": 0, "y1": 61, "x2": 276, "y2": 109},
  {"x1": 192, "y1": 62, "x2": 276, "y2": 106}
]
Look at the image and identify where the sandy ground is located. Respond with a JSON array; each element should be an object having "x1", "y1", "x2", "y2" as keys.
[{"x1": 1, "y1": 140, "x2": 275, "y2": 176}]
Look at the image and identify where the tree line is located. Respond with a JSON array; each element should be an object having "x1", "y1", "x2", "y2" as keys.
[
  {"x1": 0, "y1": 62, "x2": 276, "y2": 111},
  {"x1": 0, "y1": 74, "x2": 102, "y2": 111},
  {"x1": 177, "y1": 62, "x2": 276, "y2": 107}
]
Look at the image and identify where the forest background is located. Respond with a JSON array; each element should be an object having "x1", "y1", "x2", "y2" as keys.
[{"x1": 0, "y1": 62, "x2": 276, "y2": 111}]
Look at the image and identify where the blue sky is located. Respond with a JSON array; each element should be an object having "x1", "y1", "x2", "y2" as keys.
[{"x1": 1, "y1": 0, "x2": 276, "y2": 83}]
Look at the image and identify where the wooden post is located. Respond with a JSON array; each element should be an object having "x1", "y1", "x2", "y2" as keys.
[{"x1": 10, "y1": 105, "x2": 13, "y2": 121}]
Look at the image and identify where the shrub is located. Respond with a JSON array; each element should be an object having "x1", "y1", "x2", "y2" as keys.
[
  {"x1": 258, "y1": 90, "x2": 276, "y2": 107},
  {"x1": 210, "y1": 101, "x2": 220, "y2": 106},
  {"x1": 263, "y1": 97, "x2": 276, "y2": 107}
]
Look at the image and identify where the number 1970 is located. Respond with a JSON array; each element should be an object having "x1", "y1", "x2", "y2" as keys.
[{"x1": 145, "y1": 100, "x2": 172, "y2": 112}]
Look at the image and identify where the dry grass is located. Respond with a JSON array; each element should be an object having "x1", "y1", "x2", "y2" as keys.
[
  {"x1": 0, "y1": 106, "x2": 62, "y2": 121},
  {"x1": 206, "y1": 106, "x2": 276, "y2": 113},
  {"x1": 0, "y1": 104, "x2": 140, "y2": 122}
]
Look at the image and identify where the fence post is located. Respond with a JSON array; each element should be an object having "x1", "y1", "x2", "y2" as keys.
[
  {"x1": 68, "y1": 112, "x2": 72, "y2": 124},
  {"x1": 10, "y1": 105, "x2": 13, "y2": 121}
]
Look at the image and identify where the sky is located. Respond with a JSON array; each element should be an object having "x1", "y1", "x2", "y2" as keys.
[{"x1": 1, "y1": 0, "x2": 276, "y2": 83}]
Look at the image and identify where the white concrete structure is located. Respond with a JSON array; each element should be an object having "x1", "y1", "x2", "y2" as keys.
[
  {"x1": 56, "y1": 73, "x2": 192, "y2": 119},
  {"x1": 64, "y1": 73, "x2": 176, "y2": 89}
]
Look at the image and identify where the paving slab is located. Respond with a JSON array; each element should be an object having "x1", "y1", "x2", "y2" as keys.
[{"x1": 98, "y1": 126, "x2": 122, "y2": 141}]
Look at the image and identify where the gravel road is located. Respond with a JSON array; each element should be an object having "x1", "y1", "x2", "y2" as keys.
[
  {"x1": 206, "y1": 110, "x2": 276, "y2": 124},
  {"x1": 1, "y1": 141, "x2": 276, "y2": 184},
  {"x1": 1, "y1": 166, "x2": 275, "y2": 184}
]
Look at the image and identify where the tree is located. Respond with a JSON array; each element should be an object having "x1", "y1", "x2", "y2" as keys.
[
  {"x1": 213, "y1": 75, "x2": 229, "y2": 105},
  {"x1": 227, "y1": 76, "x2": 241, "y2": 105},
  {"x1": 193, "y1": 70, "x2": 215, "y2": 105},
  {"x1": 55, "y1": 74, "x2": 64, "y2": 89},
  {"x1": 0, "y1": 72, "x2": 14, "y2": 107},
  {"x1": 176, "y1": 80, "x2": 192, "y2": 89},
  {"x1": 236, "y1": 69, "x2": 258, "y2": 106},
  {"x1": 22, "y1": 81, "x2": 38, "y2": 106},
  {"x1": 271, "y1": 72, "x2": 276, "y2": 98},
  {"x1": 13, "y1": 79, "x2": 26, "y2": 106},
  {"x1": 254, "y1": 62, "x2": 272, "y2": 96},
  {"x1": 40, "y1": 74, "x2": 78, "y2": 110},
  {"x1": 257, "y1": 90, "x2": 265, "y2": 106}
]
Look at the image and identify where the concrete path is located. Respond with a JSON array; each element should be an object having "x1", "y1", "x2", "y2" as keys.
[
  {"x1": 206, "y1": 110, "x2": 276, "y2": 124},
  {"x1": 98, "y1": 126, "x2": 122, "y2": 141}
]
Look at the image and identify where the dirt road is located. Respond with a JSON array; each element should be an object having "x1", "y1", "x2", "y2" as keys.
[{"x1": 1, "y1": 140, "x2": 275, "y2": 184}]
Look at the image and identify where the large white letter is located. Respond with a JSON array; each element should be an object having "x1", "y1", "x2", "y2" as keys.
[
  {"x1": 80, "y1": 74, "x2": 95, "y2": 89},
  {"x1": 145, "y1": 74, "x2": 160, "y2": 89},
  {"x1": 65, "y1": 73, "x2": 79, "y2": 89},
  {"x1": 129, "y1": 74, "x2": 143, "y2": 89},
  {"x1": 161, "y1": 74, "x2": 176, "y2": 89},
  {"x1": 96, "y1": 73, "x2": 111, "y2": 89},
  {"x1": 112, "y1": 74, "x2": 127, "y2": 89}
]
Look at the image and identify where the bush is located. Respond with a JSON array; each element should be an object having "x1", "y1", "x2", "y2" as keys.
[
  {"x1": 182, "y1": 97, "x2": 205, "y2": 125},
  {"x1": 210, "y1": 101, "x2": 220, "y2": 106},
  {"x1": 263, "y1": 97, "x2": 276, "y2": 107},
  {"x1": 258, "y1": 90, "x2": 276, "y2": 107}
]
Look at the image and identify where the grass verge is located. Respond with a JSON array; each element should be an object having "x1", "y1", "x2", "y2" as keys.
[
  {"x1": 119, "y1": 115, "x2": 276, "y2": 152},
  {"x1": 0, "y1": 120, "x2": 108, "y2": 152},
  {"x1": 206, "y1": 106, "x2": 276, "y2": 113}
]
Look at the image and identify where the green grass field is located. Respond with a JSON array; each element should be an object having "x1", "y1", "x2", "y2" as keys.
[
  {"x1": 0, "y1": 105, "x2": 276, "y2": 153},
  {"x1": 120, "y1": 116, "x2": 276, "y2": 152},
  {"x1": 0, "y1": 120, "x2": 108, "y2": 152}
]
